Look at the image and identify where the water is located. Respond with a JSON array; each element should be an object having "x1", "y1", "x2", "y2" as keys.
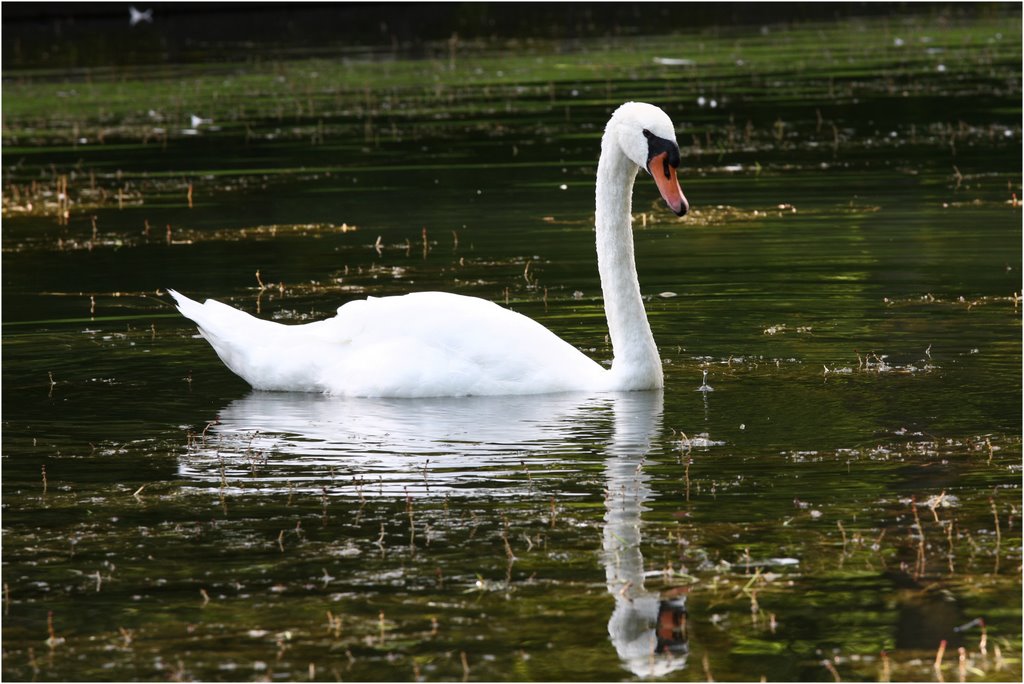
[{"x1": 3, "y1": 7, "x2": 1021, "y2": 681}]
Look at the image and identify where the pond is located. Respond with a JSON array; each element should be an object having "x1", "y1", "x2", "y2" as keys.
[{"x1": 2, "y1": 5, "x2": 1021, "y2": 682}]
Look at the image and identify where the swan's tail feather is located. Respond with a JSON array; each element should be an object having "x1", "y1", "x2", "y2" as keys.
[
  {"x1": 169, "y1": 289, "x2": 304, "y2": 390},
  {"x1": 169, "y1": 289, "x2": 263, "y2": 339}
]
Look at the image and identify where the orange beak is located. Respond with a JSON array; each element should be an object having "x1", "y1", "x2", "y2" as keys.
[{"x1": 648, "y1": 152, "x2": 688, "y2": 217}]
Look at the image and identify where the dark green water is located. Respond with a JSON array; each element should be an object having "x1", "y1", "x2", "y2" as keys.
[{"x1": 2, "y1": 7, "x2": 1021, "y2": 682}]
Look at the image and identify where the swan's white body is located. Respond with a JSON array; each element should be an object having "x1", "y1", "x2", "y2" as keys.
[
  {"x1": 171, "y1": 102, "x2": 688, "y2": 398},
  {"x1": 171, "y1": 290, "x2": 608, "y2": 396}
]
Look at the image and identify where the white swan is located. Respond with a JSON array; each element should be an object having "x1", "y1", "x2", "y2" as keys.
[{"x1": 170, "y1": 102, "x2": 688, "y2": 397}]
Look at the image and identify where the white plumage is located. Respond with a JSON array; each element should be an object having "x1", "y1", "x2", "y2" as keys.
[
  {"x1": 170, "y1": 290, "x2": 607, "y2": 396},
  {"x1": 171, "y1": 102, "x2": 688, "y2": 397}
]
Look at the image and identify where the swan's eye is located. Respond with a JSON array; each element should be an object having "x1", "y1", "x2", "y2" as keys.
[{"x1": 643, "y1": 129, "x2": 681, "y2": 177}]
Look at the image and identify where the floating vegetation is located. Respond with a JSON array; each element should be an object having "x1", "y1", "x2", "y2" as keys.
[
  {"x1": 762, "y1": 323, "x2": 814, "y2": 336},
  {"x1": 1, "y1": 221, "x2": 358, "y2": 253},
  {"x1": 884, "y1": 292, "x2": 1022, "y2": 312},
  {"x1": 5, "y1": 421, "x2": 1018, "y2": 681}
]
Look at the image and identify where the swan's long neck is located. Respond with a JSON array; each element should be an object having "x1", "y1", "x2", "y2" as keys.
[{"x1": 595, "y1": 133, "x2": 663, "y2": 390}]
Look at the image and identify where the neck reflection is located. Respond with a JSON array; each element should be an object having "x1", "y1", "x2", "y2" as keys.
[{"x1": 602, "y1": 390, "x2": 689, "y2": 677}]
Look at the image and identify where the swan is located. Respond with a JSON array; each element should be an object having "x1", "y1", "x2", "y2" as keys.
[{"x1": 170, "y1": 101, "x2": 688, "y2": 397}]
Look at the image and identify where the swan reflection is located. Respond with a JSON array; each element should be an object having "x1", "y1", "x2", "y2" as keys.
[
  {"x1": 182, "y1": 391, "x2": 625, "y2": 496},
  {"x1": 181, "y1": 389, "x2": 689, "y2": 675},
  {"x1": 603, "y1": 390, "x2": 690, "y2": 677}
]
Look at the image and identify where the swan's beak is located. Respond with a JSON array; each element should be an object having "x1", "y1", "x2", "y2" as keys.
[{"x1": 648, "y1": 152, "x2": 689, "y2": 217}]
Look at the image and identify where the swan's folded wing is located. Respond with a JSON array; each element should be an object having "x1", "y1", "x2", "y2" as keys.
[{"x1": 316, "y1": 292, "x2": 607, "y2": 396}]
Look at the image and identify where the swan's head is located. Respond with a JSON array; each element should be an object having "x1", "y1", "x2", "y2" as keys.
[{"x1": 607, "y1": 102, "x2": 689, "y2": 217}]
